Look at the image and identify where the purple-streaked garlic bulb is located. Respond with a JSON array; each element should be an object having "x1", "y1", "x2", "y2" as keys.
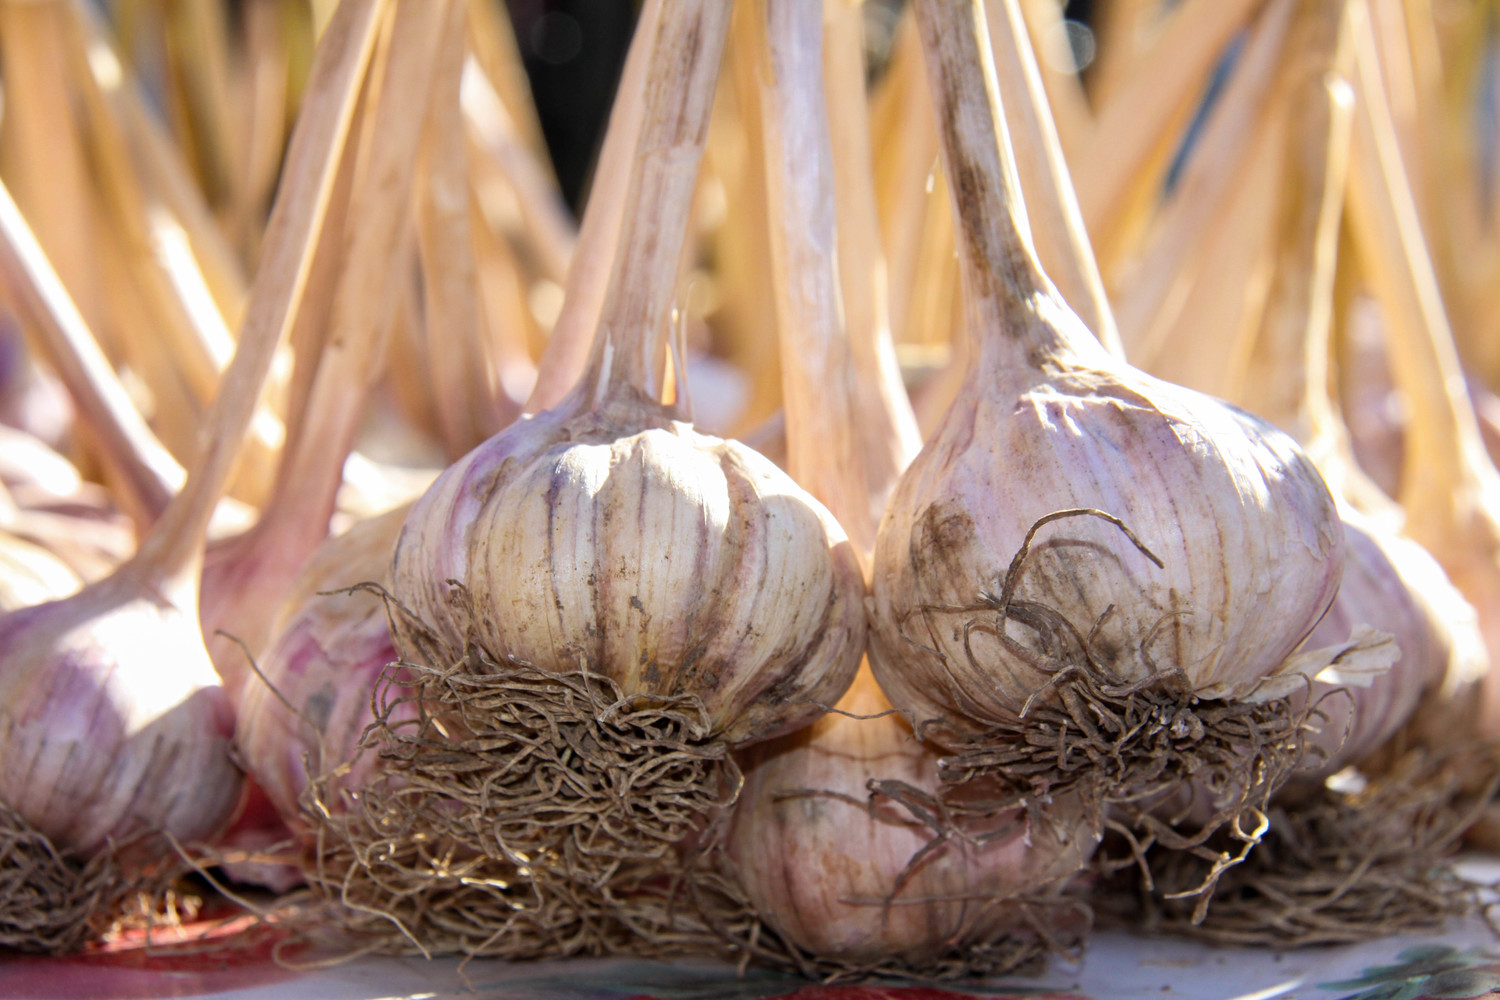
[
  {"x1": 727, "y1": 672, "x2": 1092, "y2": 967},
  {"x1": 1293, "y1": 514, "x2": 1457, "y2": 777},
  {"x1": 391, "y1": 0, "x2": 863, "y2": 748},
  {"x1": 236, "y1": 506, "x2": 408, "y2": 825}
]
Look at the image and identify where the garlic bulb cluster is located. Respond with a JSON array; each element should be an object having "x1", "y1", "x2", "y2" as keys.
[
  {"x1": 868, "y1": 0, "x2": 1345, "y2": 746},
  {"x1": 391, "y1": 0, "x2": 863, "y2": 749}
]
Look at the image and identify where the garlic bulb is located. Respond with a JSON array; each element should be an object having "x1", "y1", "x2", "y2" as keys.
[
  {"x1": 727, "y1": 673, "x2": 1091, "y2": 967},
  {"x1": 237, "y1": 505, "x2": 408, "y2": 825},
  {"x1": 868, "y1": 0, "x2": 1344, "y2": 747},
  {"x1": 391, "y1": 0, "x2": 863, "y2": 748},
  {"x1": 0, "y1": 569, "x2": 240, "y2": 856},
  {"x1": 1294, "y1": 514, "x2": 1451, "y2": 777}
]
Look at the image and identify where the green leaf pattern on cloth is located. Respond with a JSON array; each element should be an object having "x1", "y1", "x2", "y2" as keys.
[{"x1": 1320, "y1": 946, "x2": 1500, "y2": 1000}]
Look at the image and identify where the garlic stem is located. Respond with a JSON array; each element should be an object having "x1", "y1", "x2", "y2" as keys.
[
  {"x1": 1346, "y1": 2, "x2": 1490, "y2": 514},
  {"x1": 574, "y1": 0, "x2": 732, "y2": 408},
  {"x1": 131, "y1": 0, "x2": 387, "y2": 587},
  {"x1": 822, "y1": 0, "x2": 922, "y2": 508},
  {"x1": 461, "y1": 62, "x2": 577, "y2": 289},
  {"x1": 1115, "y1": 0, "x2": 1297, "y2": 361},
  {"x1": 0, "y1": 179, "x2": 183, "y2": 533},
  {"x1": 258, "y1": 0, "x2": 449, "y2": 549},
  {"x1": 746, "y1": 0, "x2": 865, "y2": 545},
  {"x1": 1239, "y1": 3, "x2": 1354, "y2": 449},
  {"x1": 423, "y1": 45, "x2": 495, "y2": 458},
  {"x1": 985, "y1": 0, "x2": 1120, "y2": 355},
  {"x1": 74, "y1": 2, "x2": 248, "y2": 329},
  {"x1": 1076, "y1": 0, "x2": 1266, "y2": 268},
  {"x1": 525, "y1": 0, "x2": 659, "y2": 413},
  {"x1": 915, "y1": 0, "x2": 1098, "y2": 372},
  {"x1": 1011, "y1": 0, "x2": 1093, "y2": 155},
  {"x1": 870, "y1": 14, "x2": 939, "y2": 351}
]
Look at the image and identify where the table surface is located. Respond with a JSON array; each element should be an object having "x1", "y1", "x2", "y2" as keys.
[{"x1": 4, "y1": 861, "x2": 1499, "y2": 1000}]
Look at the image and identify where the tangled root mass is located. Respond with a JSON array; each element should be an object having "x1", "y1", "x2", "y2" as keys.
[{"x1": 299, "y1": 587, "x2": 742, "y2": 961}]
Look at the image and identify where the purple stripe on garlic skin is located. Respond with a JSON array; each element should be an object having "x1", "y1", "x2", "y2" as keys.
[{"x1": 391, "y1": 406, "x2": 572, "y2": 655}]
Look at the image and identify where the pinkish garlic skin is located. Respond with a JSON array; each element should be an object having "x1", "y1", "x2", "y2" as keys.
[
  {"x1": 0, "y1": 571, "x2": 241, "y2": 858},
  {"x1": 1294, "y1": 514, "x2": 1452, "y2": 779},
  {"x1": 869, "y1": 301, "x2": 1345, "y2": 745},
  {"x1": 200, "y1": 524, "x2": 333, "y2": 702},
  {"x1": 392, "y1": 397, "x2": 865, "y2": 747},
  {"x1": 728, "y1": 673, "x2": 1093, "y2": 963},
  {"x1": 237, "y1": 506, "x2": 413, "y2": 826}
]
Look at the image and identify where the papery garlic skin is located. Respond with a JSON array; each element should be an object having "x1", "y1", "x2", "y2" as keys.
[
  {"x1": 392, "y1": 399, "x2": 866, "y2": 747},
  {"x1": 0, "y1": 574, "x2": 240, "y2": 857},
  {"x1": 728, "y1": 673, "x2": 1093, "y2": 963},
  {"x1": 238, "y1": 507, "x2": 409, "y2": 824},
  {"x1": 1295, "y1": 514, "x2": 1463, "y2": 778},
  {"x1": 870, "y1": 314, "x2": 1345, "y2": 743}
]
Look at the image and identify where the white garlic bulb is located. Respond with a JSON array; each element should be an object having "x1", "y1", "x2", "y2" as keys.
[
  {"x1": 391, "y1": 0, "x2": 863, "y2": 748},
  {"x1": 868, "y1": 0, "x2": 1345, "y2": 746},
  {"x1": 394, "y1": 397, "x2": 866, "y2": 747}
]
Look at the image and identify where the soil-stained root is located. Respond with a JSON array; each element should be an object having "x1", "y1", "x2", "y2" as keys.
[{"x1": 297, "y1": 588, "x2": 744, "y2": 960}]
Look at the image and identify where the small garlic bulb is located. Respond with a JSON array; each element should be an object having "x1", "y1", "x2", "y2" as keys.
[
  {"x1": 868, "y1": 0, "x2": 1344, "y2": 744},
  {"x1": 727, "y1": 673, "x2": 1093, "y2": 967},
  {"x1": 1294, "y1": 514, "x2": 1458, "y2": 778}
]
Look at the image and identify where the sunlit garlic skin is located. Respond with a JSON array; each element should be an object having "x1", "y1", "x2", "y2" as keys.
[
  {"x1": 869, "y1": 302, "x2": 1345, "y2": 745},
  {"x1": 728, "y1": 672, "x2": 1093, "y2": 963},
  {"x1": 392, "y1": 393, "x2": 866, "y2": 747},
  {"x1": 0, "y1": 532, "x2": 81, "y2": 611},
  {"x1": 237, "y1": 506, "x2": 409, "y2": 824},
  {"x1": 0, "y1": 570, "x2": 240, "y2": 857}
]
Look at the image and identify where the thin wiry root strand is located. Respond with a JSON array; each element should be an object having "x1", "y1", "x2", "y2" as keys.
[
  {"x1": 1103, "y1": 745, "x2": 1500, "y2": 946},
  {"x1": 297, "y1": 598, "x2": 743, "y2": 961},
  {"x1": 0, "y1": 802, "x2": 123, "y2": 953}
]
